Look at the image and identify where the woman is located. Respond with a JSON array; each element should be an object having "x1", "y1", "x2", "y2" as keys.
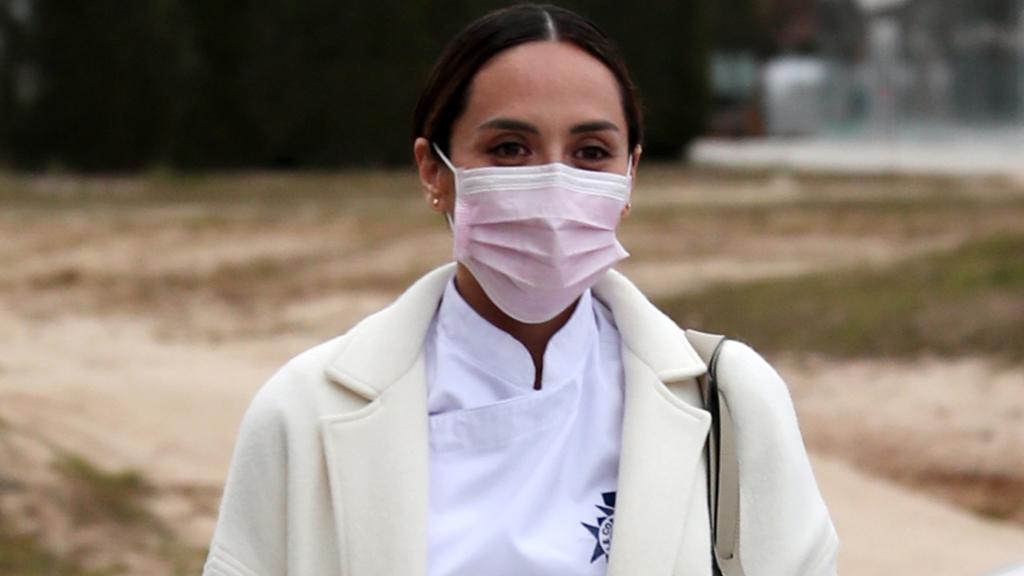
[{"x1": 203, "y1": 4, "x2": 839, "y2": 576}]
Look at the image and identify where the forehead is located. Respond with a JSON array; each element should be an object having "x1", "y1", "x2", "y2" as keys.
[{"x1": 461, "y1": 40, "x2": 625, "y2": 130}]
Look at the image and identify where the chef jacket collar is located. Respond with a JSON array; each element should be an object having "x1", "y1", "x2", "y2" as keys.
[
  {"x1": 436, "y1": 276, "x2": 597, "y2": 391},
  {"x1": 324, "y1": 262, "x2": 706, "y2": 400}
]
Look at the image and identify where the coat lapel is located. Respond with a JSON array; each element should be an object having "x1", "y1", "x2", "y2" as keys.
[
  {"x1": 594, "y1": 271, "x2": 712, "y2": 575},
  {"x1": 320, "y1": 264, "x2": 454, "y2": 576},
  {"x1": 321, "y1": 357, "x2": 429, "y2": 576},
  {"x1": 319, "y1": 263, "x2": 712, "y2": 576},
  {"x1": 605, "y1": 350, "x2": 712, "y2": 575}
]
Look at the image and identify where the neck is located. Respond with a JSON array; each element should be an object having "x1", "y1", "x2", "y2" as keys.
[{"x1": 453, "y1": 263, "x2": 579, "y2": 390}]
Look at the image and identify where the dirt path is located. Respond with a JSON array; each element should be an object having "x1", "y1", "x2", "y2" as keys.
[
  {"x1": 2, "y1": 169, "x2": 1023, "y2": 574},
  {"x1": 814, "y1": 453, "x2": 1024, "y2": 576},
  {"x1": 781, "y1": 355, "x2": 1024, "y2": 526}
]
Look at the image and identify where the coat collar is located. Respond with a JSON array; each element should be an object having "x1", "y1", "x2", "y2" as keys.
[
  {"x1": 324, "y1": 262, "x2": 707, "y2": 397},
  {"x1": 320, "y1": 262, "x2": 714, "y2": 575}
]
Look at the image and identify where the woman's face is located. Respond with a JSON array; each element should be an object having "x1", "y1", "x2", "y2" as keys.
[{"x1": 414, "y1": 40, "x2": 640, "y2": 215}]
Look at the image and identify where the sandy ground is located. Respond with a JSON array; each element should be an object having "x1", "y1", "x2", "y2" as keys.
[
  {"x1": 813, "y1": 453, "x2": 1024, "y2": 576},
  {"x1": 1, "y1": 168, "x2": 1022, "y2": 574}
]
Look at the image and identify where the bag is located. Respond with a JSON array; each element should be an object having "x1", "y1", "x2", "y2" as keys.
[{"x1": 686, "y1": 329, "x2": 747, "y2": 576}]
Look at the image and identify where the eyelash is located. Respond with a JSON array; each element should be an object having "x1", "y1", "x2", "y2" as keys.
[
  {"x1": 487, "y1": 141, "x2": 612, "y2": 162},
  {"x1": 575, "y1": 145, "x2": 611, "y2": 161},
  {"x1": 490, "y1": 141, "x2": 529, "y2": 158}
]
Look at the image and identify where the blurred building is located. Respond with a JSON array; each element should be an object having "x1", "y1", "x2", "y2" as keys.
[
  {"x1": 708, "y1": 0, "x2": 822, "y2": 136},
  {"x1": 828, "y1": 0, "x2": 1024, "y2": 133},
  {"x1": 709, "y1": 0, "x2": 1024, "y2": 137}
]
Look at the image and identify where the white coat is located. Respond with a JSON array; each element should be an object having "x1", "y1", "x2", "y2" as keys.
[{"x1": 202, "y1": 262, "x2": 839, "y2": 576}]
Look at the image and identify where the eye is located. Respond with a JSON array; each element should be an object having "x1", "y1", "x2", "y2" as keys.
[
  {"x1": 574, "y1": 145, "x2": 611, "y2": 161},
  {"x1": 489, "y1": 141, "x2": 529, "y2": 159}
]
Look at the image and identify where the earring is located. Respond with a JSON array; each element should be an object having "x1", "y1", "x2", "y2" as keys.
[{"x1": 431, "y1": 196, "x2": 440, "y2": 207}]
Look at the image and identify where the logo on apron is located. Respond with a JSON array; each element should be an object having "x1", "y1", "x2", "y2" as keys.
[{"x1": 581, "y1": 491, "x2": 616, "y2": 562}]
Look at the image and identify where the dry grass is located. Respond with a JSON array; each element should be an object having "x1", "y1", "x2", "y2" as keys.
[
  {"x1": 0, "y1": 512, "x2": 110, "y2": 576},
  {"x1": 52, "y1": 454, "x2": 157, "y2": 528},
  {"x1": 0, "y1": 421, "x2": 206, "y2": 575},
  {"x1": 659, "y1": 232, "x2": 1024, "y2": 362}
]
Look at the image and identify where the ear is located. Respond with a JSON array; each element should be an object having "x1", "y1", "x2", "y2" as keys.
[{"x1": 413, "y1": 137, "x2": 453, "y2": 214}]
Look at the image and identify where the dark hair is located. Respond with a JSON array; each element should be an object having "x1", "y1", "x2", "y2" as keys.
[{"x1": 412, "y1": 3, "x2": 643, "y2": 159}]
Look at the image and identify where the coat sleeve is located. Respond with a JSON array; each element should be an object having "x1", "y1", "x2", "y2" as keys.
[
  {"x1": 718, "y1": 340, "x2": 840, "y2": 576},
  {"x1": 203, "y1": 378, "x2": 290, "y2": 576}
]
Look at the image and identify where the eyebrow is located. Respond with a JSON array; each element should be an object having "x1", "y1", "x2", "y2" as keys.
[
  {"x1": 569, "y1": 120, "x2": 619, "y2": 134},
  {"x1": 477, "y1": 117, "x2": 620, "y2": 134},
  {"x1": 478, "y1": 118, "x2": 539, "y2": 134}
]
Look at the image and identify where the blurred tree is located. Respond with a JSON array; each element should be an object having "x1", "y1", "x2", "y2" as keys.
[
  {"x1": 1, "y1": 0, "x2": 44, "y2": 167},
  {"x1": 172, "y1": 0, "x2": 260, "y2": 168},
  {"x1": 759, "y1": 0, "x2": 819, "y2": 55},
  {"x1": 580, "y1": 0, "x2": 713, "y2": 158},
  {"x1": 1, "y1": 0, "x2": 713, "y2": 171},
  {"x1": 21, "y1": 0, "x2": 187, "y2": 171},
  {"x1": 713, "y1": 0, "x2": 770, "y2": 55},
  {"x1": 0, "y1": 0, "x2": 13, "y2": 165},
  {"x1": 173, "y1": 0, "x2": 500, "y2": 168}
]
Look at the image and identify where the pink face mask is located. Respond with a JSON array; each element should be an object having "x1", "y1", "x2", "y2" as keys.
[{"x1": 433, "y1": 143, "x2": 632, "y2": 324}]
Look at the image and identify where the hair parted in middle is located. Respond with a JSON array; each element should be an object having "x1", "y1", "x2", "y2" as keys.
[{"x1": 412, "y1": 3, "x2": 644, "y2": 159}]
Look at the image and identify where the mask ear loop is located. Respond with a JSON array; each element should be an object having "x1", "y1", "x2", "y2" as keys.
[
  {"x1": 623, "y1": 152, "x2": 635, "y2": 216},
  {"x1": 431, "y1": 142, "x2": 457, "y2": 173},
  {"x1": 431, "y1": 142, "x2": 457, "y2": 229},
  {"x1": 627, "y1": 144, "x2": 642, "y2": 178}
]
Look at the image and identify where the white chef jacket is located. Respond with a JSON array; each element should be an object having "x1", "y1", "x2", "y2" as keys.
[{"x1": 423, "y1": 277, "x2": 626, "y2": 576}]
